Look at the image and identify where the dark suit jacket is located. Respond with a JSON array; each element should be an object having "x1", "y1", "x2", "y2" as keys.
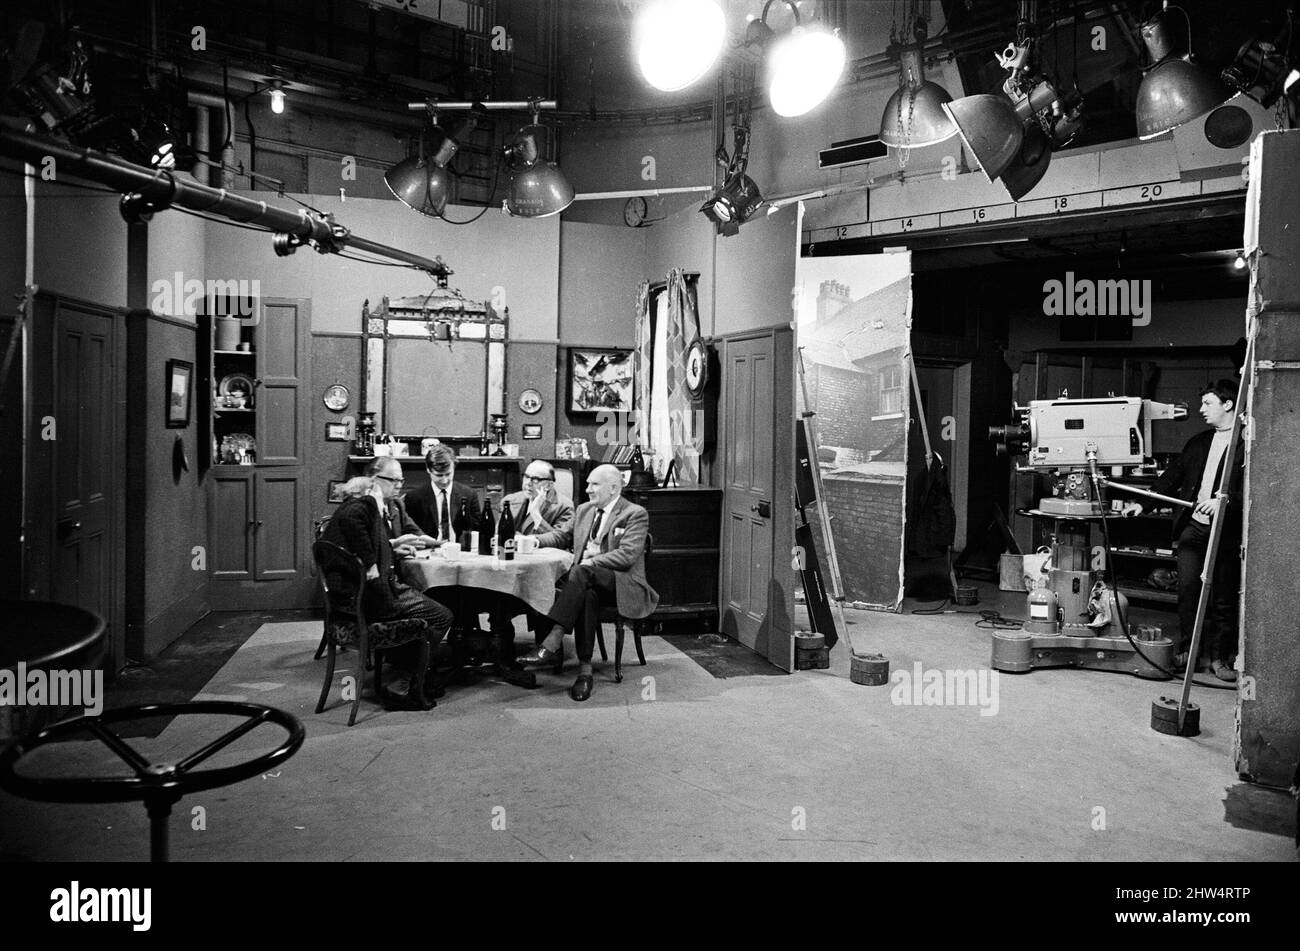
[
  {"x1": 1148, "y1": 428, "x2": 1244, "y2": 539},
  {"x1": 385, "y1": 496, "x2": 423, "y2": 538},
  {"x1": 319, "y1": 495, "x2": 405, "y2": 619},
  {"x1": 557, "y1": 495, "x2": 659, "y2": 619},
  {"x1": 404, "y1": 481, "x2": 480, "y2": 539},
  {"x1": 501, "y1": 488, "x2": 575, "y2": 549}
]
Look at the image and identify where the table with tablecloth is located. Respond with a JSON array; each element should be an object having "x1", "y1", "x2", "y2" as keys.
[{"x1": 399, "y1": 547, "x2": 571, "y2": 614}]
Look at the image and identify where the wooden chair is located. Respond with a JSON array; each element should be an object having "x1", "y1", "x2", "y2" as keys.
[
  {"x1": 312, "y1": 540, "x2": 430, "y2": 726},
  {"x1": 595, "y1": 533, "x2": 653, "y2": 683}
]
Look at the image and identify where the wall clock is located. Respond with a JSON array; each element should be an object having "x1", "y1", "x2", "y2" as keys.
[
  {"x1": 518, "y1": 387, "x2": 544, "y2": 415},
  {"x1": 322, "y1": 383, "x2": 350, "y2": 412},
  {"x1": 684, "y1": 339, "x2": 708, "y2": 399},
  {"x1": 624, "y1": 197, "x2": 648, "y2": 228}
]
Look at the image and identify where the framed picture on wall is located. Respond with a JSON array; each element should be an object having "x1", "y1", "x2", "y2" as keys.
[
  {"x1": 166, "y1": 359, "x2": 193, "y2": 428},
  {"x1": 567, "y1": 347, "x2": 634, "y2": 414}
]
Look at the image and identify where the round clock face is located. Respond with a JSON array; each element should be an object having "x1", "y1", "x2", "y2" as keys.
[
  {"x1": 322, "y1": 384, "x2": 350, "y2": 412},
  {"x1": 684, "y1": 340, "x2": 707, "y2": 398},
  {"x1": 518, "y1": 387, "x2": 544, "y2": 415},
  {"x1": 624, "y1": 197, "x2": 648, "y2": 228}
]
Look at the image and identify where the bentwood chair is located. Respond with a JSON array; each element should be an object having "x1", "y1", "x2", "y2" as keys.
[
  {"x1": 595, "y1": 533, "x2": 653, "y2": 683},
  {"x1": 312, "y1": 540, "x2": 430, "y2": 725}
]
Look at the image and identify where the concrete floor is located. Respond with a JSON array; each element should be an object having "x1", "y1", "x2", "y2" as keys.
[{"x1": 1, "y1": 581, "x2": 1294, "y2": 861}]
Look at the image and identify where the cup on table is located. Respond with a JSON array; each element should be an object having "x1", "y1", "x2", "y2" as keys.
[
  {"x1": 516, "y1": 535, "x2": 538, "y2": 555},
  {"x1": 440, "y1": 542, "x2": 461, "y2": 560}
]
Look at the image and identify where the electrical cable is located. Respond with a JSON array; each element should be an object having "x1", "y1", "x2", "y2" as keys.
[
  {"x1": 1090, "y1": 458, "x2": 1235, "y2": 690},
  {"x1": 435, "y1": 144, "x2": 501, "y2": 225}
]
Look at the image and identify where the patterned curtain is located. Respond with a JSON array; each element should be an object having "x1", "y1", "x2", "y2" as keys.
[
  {"x1": 633, "y1": 280, "x2": 653, "y2": 453},
  {"x1": 665, "y1": 268, "x2": 701, "y2": 484}
]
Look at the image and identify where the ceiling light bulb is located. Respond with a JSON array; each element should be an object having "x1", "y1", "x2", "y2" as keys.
[
  {"x1": 269, "y1": 86, "x2": 285, "y2": 114},
  {"x1": 767, "y1": 24, "x2": 846, "y2": 117},
  {"x1": 1233, "y1": 252, "x2": 1247, "y2": 270},
  {"x1": 634, "y1": 0, "x2": 726, "y2": 92}
]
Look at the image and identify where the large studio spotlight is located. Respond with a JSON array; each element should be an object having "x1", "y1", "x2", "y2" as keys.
[
  {"x1": 880, "y1": 46, "x2": 957, "y2": 150},
  {"x1": 384, "y1": 125, "x2": 458, "y2": 218},
  {"x1": 633, "y1": 0, "x2": 726, "y2": 92},
  {"x1": 941, "y1": 94, "x2": 1024, "y2": 182},
  {"x1": 999, "y1": 124, "x2": 1051, "y2": 202},
  {"x1": 1135, "y1": 3, "x2": 1232, "y2": 140},
  {"x1": 700, "y1": 171, "x2": 764, "y2": 236},
  {"x1": 744, "y1": 0, "x2": 846, "y2": 117},
  {"x1": 503, "y1": 127, "x2": 573, "y2": 218}
]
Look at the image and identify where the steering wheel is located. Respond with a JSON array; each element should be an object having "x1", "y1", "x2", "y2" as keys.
[{"x1": 0, "y1": 701, "x2": 305, "y2": 861}]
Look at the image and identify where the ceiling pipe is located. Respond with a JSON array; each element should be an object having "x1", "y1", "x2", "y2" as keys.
[{"x1": 0, "y1": 127, "x2": 451, "y2": 279}]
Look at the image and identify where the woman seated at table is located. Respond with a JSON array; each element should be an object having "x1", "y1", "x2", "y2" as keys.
[{"x1": 319, "y1": 476, "x2": 454, "y2": 710}]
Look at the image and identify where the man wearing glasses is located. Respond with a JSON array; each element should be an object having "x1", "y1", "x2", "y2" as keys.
[
  {"x1": 367, "y1": 458, "x2": 437, "y2": 554},
  {"x1": 488, "y1": 460, "x2": 576, "y2": 674}
]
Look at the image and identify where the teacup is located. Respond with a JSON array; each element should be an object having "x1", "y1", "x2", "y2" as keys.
[
  {"x1": 516, "y1": 535, "x2": 538, "y2": 555},
  {"x1": 440, "y1": 543, "x2": 461, "y2": 560}
]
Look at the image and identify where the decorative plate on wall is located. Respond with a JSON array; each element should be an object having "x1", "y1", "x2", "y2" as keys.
[
  {"x1": 518, "y1": 387, "x2": 544, "y2": 415},
  {"x1": 322, "y1": 383, "x2": 350, "y2": 412}
]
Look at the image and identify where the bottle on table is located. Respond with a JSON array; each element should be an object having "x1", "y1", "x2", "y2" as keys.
[
  {"x1": 477, "y1": 499, "x2": 496, "y2": 555},
  {"x1": 498, "y1": 500, "x2": 516, "y2": 560},
  {"x1": 454, "y1": 498, "x2": 472, "y2": 549}
]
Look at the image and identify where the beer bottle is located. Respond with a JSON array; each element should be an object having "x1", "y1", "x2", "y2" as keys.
[
  {"x1": 454, "y1": 498, "x2": 472, "y2": 549},
  {"x1": 498, "y1": 500, "x2": 516, "y2": 560},
  {"x1": 478, "y1": 499, "x2": 496, "y2": 555}
]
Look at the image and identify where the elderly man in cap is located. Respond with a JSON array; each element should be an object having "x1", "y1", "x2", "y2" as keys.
[{"x1": 519, "y1": 464, "x2": 658, "y2": 701}]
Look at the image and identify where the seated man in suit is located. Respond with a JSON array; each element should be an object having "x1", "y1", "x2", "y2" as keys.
[
  {"x1": 367, "y1": 457, "x2": 437, "y2": 551},
  {"x1": 519, "y1": 464, "x2": 658, "y2": 702},
  {"x1": 487, "y1": 459, "x2": 576, "y2": 674},
  {"x1": 404, "y1": 445, "x2": 481, "y2": 544},
  {"x1": 319, "y1": 476, "x2": 453, "y2": 710}
]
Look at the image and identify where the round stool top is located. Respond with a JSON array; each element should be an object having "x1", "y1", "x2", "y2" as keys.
[{"x1": 0, "y1": 600, "x2": 106, "y2": 672}]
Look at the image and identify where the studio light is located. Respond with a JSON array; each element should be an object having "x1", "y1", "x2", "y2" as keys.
[
  {"x1": 941, "y1": 94, "x2": 1024, "y2": 182},
  {"x1": 1234, "y1": 251, "x2": 1247, "y2": 270},
  {"x1": 503, "y1": 127, "x2": 573, "y2": 218},
  {"x1": 1135, "y1": 4, "x2": 1231, "y2": 140},
  {"x1": 880, "y1": 46, "x2": 957, "y2": 151},
  {"x1": 384, "y1": 125, "x2": 459, "y2": 218},
  {"x1": 999, "y1": 124, "x2": 1051, "y2": 202},
  {"x1": 700, "y1": 172, "x2": 764, "y2": 236},
  {"x1": 633, "y1": 0, "x2": 726, "y2": 92},
  {"x1": 269, "y1": 81, "x2": 286, "y2": 115},
  {"x1": 744, "y1": 0, "x2": 846, "y2": 117},
  {"x1": 1221, "y1": 10, "x2": 1296, "y2": 107}
]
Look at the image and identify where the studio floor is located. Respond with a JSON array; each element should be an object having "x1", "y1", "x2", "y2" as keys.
[{"x1": 1, "y1": 581, "x2": 1294, "y2": 862}]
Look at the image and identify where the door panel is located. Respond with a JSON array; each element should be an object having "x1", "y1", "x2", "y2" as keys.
[
  {"x1": 256, "y1": 300, "x2": 305, "y2": 465},
  {"x1": 211, "y1": 473, "x2": 254, "y2": 580},
  {"x1": 254, "y1": 471, "x2": 300, "y2": 581}
]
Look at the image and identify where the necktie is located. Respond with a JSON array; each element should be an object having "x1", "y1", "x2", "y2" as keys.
[
  {"x1": 590, "y1": 508, "x2": 603, "y2": 546},
  {"x1": 439, "y1": 490, "x2": 451, "y2": 541}
]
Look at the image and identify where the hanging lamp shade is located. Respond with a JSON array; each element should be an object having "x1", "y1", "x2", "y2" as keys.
[
  {"x1": 1000, "y1": 124, "x2": 1052, "y2": 201},
  {"x1": 385, "y1": 129, "x2": 458, "y2": 217},
  {"x1": 880, "y1": 47, "x2": 957, "y2": 149},
  {"x1": 941, "y1": 94, "x2": 1024, "y2": 182},
  {"x1": 766, "y1": 23, "x2": 847, "y2": 117},
  {"x1": 1134, "y1": 7, "x2": 1231, "y2": 139},
  {"x1": 504, "y1": 131, "x2": 573, "y2": 219}
]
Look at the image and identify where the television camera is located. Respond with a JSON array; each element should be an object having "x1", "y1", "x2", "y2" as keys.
[{"x1": 987, "y1": 396, "x2": 1190, "y2": 678}]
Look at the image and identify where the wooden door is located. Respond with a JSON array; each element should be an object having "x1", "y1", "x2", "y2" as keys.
[
  {"x1": 721, "y1": 332, "x2": 792, "y2": 668},
  {"x1": 211, "y1": 470, "x2": 254, "y2": 582},
  {"x1": 254, "y1": 470, "x2": 301, "y2": 582},
  {"x1": 27, "y1": 295, "x2": 125, "y2": 669},
  {"x1": 255, "y1": 298, "x2": 308, "y2": 465}
]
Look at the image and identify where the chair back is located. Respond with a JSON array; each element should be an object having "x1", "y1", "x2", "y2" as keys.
[{"x1": 312, "y1": 540, "x2": 367, "y2": 629}]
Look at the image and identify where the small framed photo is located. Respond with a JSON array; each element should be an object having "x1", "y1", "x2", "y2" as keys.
[
  {"x1": 327, "y1": 479, "x2": 348, "y2": 503},
  {"x1": 567, "y1": 347, "x2": 634, "y2": 414},
  {"x1": 522, "y1": 423, "x2": 543, "y2": 439},
  {"x1": 325, "y1": 422, "x2": 350, "y2": 441},
  {"x1": 166, "y1": 359, "x2": 193, "y2": 428}
]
